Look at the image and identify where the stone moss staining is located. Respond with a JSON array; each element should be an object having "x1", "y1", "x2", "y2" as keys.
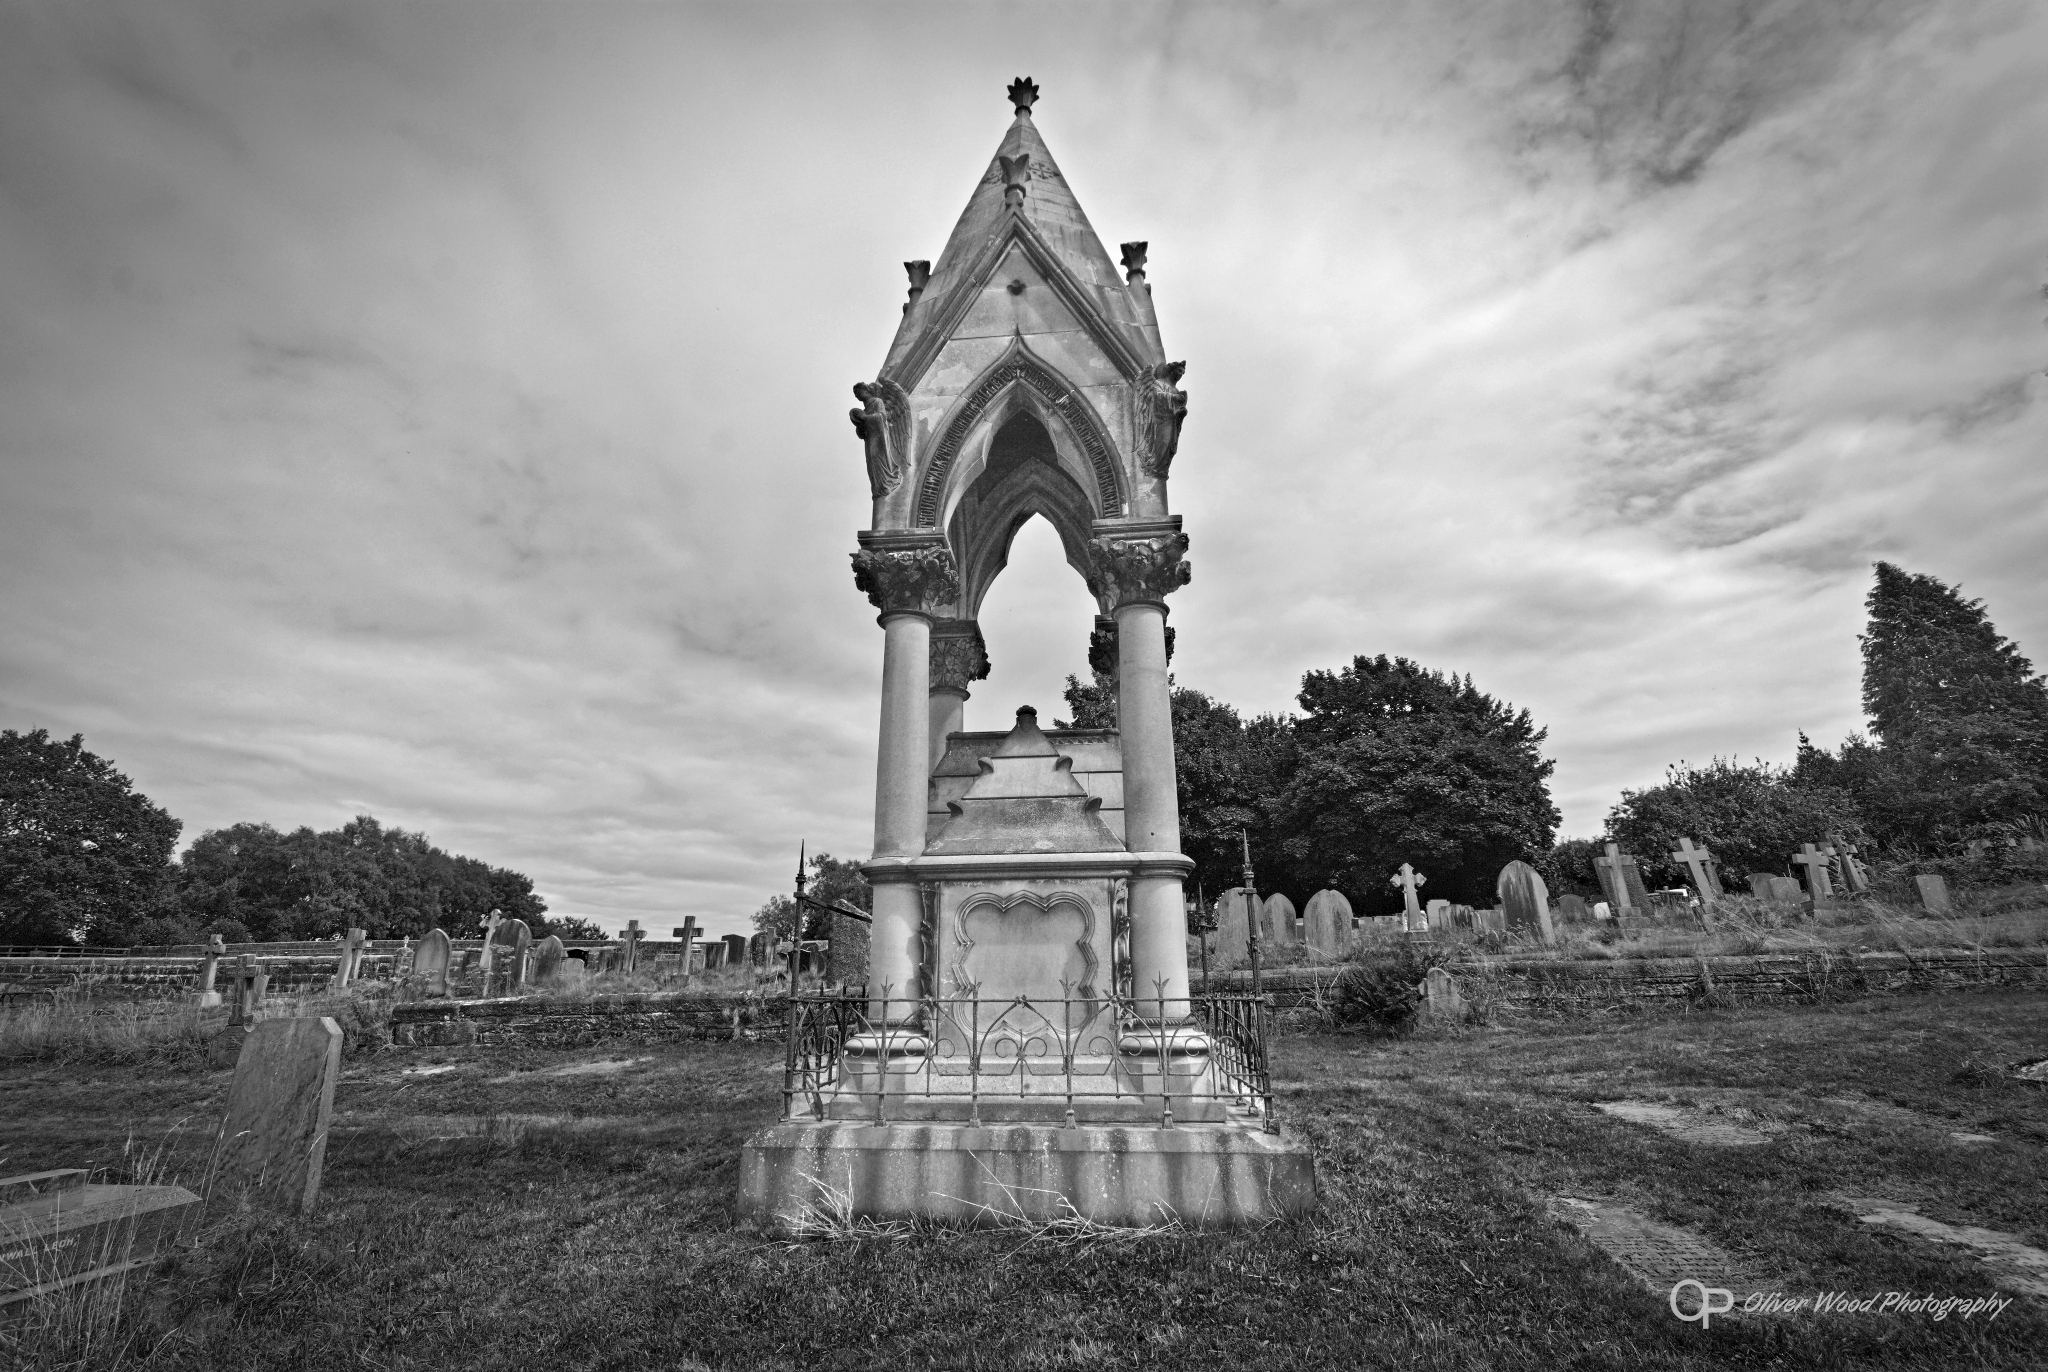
[{"x1": 738, "y1": 79, "x2": 1315, "y2": 1230}]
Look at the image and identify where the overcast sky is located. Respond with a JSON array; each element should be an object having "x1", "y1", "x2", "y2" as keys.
[{"x1": 3, "y1": 1, "x2": 2043, "y2": 936}]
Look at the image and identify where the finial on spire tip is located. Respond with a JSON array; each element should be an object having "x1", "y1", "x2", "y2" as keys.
[{"x1": 1008, "y1": 77, "x2": 1039, "y2": 116}]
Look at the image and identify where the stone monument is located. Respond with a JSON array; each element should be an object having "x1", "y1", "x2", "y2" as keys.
[
  {"x1": 1497, "y1": 860, "x2": 1552, "y2": 941},
  {"x1": 412, "y1": 929, "x2": 451, "y2": 998},
  {"x1": 213, "y1": 1017, "x2": 342, "y2": 1215},
  {"x1": 1263, "y1": 893, "x2": 1298, "y2": 949},
  {"x1": 1302, "y1": 887, "x2": 1353, "y2": 956},
  {"x1": 740, "y1": 80, "x2": 1314, "y2": 1230}
]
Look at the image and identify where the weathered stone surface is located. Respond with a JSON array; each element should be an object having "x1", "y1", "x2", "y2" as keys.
[
  {"x1": 0, "y1": 1169, "x2": 200, "y2": 1299},
  {"x1": 1839, "y1": 1197, "x2": 2048, "y2": 1298},
  {"x1": 215, "y1": 1017, "x2": 343, "y2": 1215},
  {"x1": 1915, "y1": 874, "x2": 1953, "y2": 915},
  {"x1": 1419, "y1": 967, "x2": 1465, "y2": 1023},
  {"x1": 1497, "y1": 861, "x2": 1553, "y2": 941},
  {"x1": 389, "y1": 992, "x2": 782, "y2": 1048},
  {"x1": 1302, "y1": 888, "x2": 1352, "y2": 956},
  {"x1": 1212, "y1": 887, "x2": 1256, "y2": 969},
  {"x1": 412, "y1": 930, "x2": 452, "y2": 997},
  {"x1": 1425, "y1": 899, "x2": 1451, "y2": 933},
  {"x1": 532, "y1": 935, "x2": 566, "y2": 984},
  {"x1": 1557, "y1": 894, "x2": 1590, "y2": 924},
  {"x1": 1550, "y1": 1196, "x2": 1769, "y2": 1304},
  {"x1": 1262, "y1": 894, "x2": 1297, "y2": 948}
]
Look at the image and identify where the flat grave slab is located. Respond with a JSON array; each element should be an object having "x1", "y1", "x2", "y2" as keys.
[
  {"x1": 1550, "y1": 1196, "x2": 1772, "y2": 1305},
  {"x1": 1592, "y1": 1098, "x2": 1781, "y2": 1146},
  {"x1": 1837, "y1": 1196, "x2": 2048, "y2": 1298},
  {"x1": 0, "y1": 1168, "x2": 200, "y2": 1306}
]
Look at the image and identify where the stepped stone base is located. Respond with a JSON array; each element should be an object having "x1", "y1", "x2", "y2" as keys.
[{"x1": 737, "y1": 1119, "x2": 1316, "y2": 1232}]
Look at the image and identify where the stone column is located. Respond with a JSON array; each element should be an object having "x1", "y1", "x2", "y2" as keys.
[
  {"x1": 1087, "y1": 522, "x2": 1194, "y2": 1024},
  {"x1": 852, "y1": 536, "x2": 959, "y2": 1031},
  {"x1": 927, "y1": 621, "x2": 989, "y2": 769}
]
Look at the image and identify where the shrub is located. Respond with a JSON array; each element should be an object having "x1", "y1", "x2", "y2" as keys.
[{"x1": 1329, "y1": 941, "x2": 1456, "y2": 1036}]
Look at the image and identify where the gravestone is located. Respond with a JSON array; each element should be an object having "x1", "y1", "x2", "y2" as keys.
[
  {"x1": 672, "y1": 918, "x2": 699, "y2": 982},
  {"x1": 1594, "y1": 844, "x2": 1649, "y2": 917},
  {"x1": 1791, "y1": 843, "x2": 1834, "y2": 901},
  {"x1": 1833, "y1": 842, "x2": 1872, "y2": 895},
  {"x1": 1302, "y1": 888, "x2": 1353, "y2": 956},
  {"x1": 1592, "y1": 901, "x2": 1612, "y2": 920},
  {"x1": 1419, "y1": 967, "x2": 1465, "y2": 1023},
  {"x1": 1557, "y1": 894, "x2": 1590, "y2": 925},
  {"x1": 214, "y1": 1017, "x2": 342, "y2": 1215},
  {"x1": 1915, "y1": 874, "x2": 1952, "y2": 915},
  {"x1": 329, "y1": 927, "x2": 369, "y2": 991},
  {"x1": 490, "y1": 918, "x2": 533, "y2": 995},
  {"x1": 195, "y1": 934, "x2": 227, "y2": 1009},
  {"x1": 1357, "y1": 914, "x2": 1402, "y2": 941},
  {"x1": 723, "y1": 934, "x2": 749, "y2": 967},
  {"x1": 0, "y1": 1168, "x2": 201, "y2": 1305},
  {"x1": 532, "y1": 935, "x2": 566, "y2": 985},
  {"x1": 477, "y1": 911, "x2": 505, "y2": 986},
  {"x1": 620, "y1": 919, "x2": 645, "y2": 974},
  {"x1": 1668, "y1": 838, "x2": 1723, "y2": 912},
  {"x1": 1425, "y1": 899, "x2": 1452, "y2": 933},
  {"x1": 1389, "y1": 863, "x2": 1427, "y2": 932},
  {"x1": 225, "y1": 955, "x2": 268, "y2": 1028},
  {"x1": 749, "y1": 932, "x2": 772, "y2": 965},
  {"x1": 703, "y1": 942, "x2": 728, "y2": 970},
  {"x1": 1212, "y1": 887, "x2": 1257, "y2": 969},
  {"x1": 1263, "y1": 893, "x2": 1297, "y2": 948},
  {"x1": 1451, "y1": 904, "x2": 1476, "y2": 932},
  {"x1": 1768, "y1": 876, "x2": 1804, "y2": 908},
  {"x1": 1474, "y1": 908, "x2": 1506, "y2": 934},
  {"x1": 1497, "y1": 860, "x2": 1553, "y2": 941},
  {"x1": 412, "y1": 929, "x2": 452, "y2": 997}
]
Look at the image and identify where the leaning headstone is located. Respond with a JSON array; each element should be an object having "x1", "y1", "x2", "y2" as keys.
[
  {"x1": 1497, "y1": 860, "x2": 1553, "y2": 941},
  {"x1": 1791, "y1": 843, "x2": 1835, "y2": 903},
  {"x1": 1594, "y1": 844, "x2": 1649, "y2": 918},
  {"x1": 225, "y1": 955, "x2": 268, "y2": 1029},
  {"x1": 532, "y1": 934, "x2": 567, "y2": 985},
  {"x1": 1211, "y1": 887, "x2": 1256, "y2": 969},
  {"x1": 412, "y1": 929, "x2": 451, "y2": 998},
  {"x1": 1419, "y1": 967, "x2": 1466, "y2": 1024},
  {"x1": 0, "y1": 1168, "x2": 201, "y2": 1305},
  {"x1": 1302, "y1": 887, "x2": 1353, "y2": 956},
  {"x1": 195, "y1": 934, "x2": 227, "y2": 1009},
  {"x1": 1262, "y1": 893, "x2": 1298, "y2": 948},
  {"x1": 329, "y1": 927, "x2": 369, "y2": 991},
  {"x1": 1914, "y1": 874, "x2": 1952, "y2": 915},
  {"x1": 620, "y1": 919, "x2": 646, "y2": 973},
  {"x1": 214, "y1": 1017, "x2": 342, "y2": 1216},
  {"x1": 1557, "y1": 894, "x2": 1590, "y2": 925},
  {"x1": 490, "y1": 918, "x2": 533, "y2": 995}
]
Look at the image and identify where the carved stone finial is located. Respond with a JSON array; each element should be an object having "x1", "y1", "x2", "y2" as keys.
[
  {"x1": 1007, "y1": 77, "x2": 1039, "y2": 116},
  {"x1": 998, "y1": 152, "x2": 1031, "y2": 207},
  {"x1": 849, "y1": 377, "x2": 910, "y2": 498},
  {"x1": 930, "y1": 621, "x2": 991, "y2": 693},
  {"x1": 851, "y1": 542, "x2": 959, "y2": 617},
  {"x1": 903, "y1": 260, "x2": 931, "y2": 313},
  {"x1": 1136, "y1": 360, "x2": 1188, "y2": 480},
  {"x1": 1085, "y1": 531, "x2": 1192, "y2": 608},
  {"x1": 1119, "y1": 241, "x2": 1149, "y2": 285}
]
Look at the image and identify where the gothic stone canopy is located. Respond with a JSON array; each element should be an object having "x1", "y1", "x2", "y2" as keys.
[{"x1": 848, "y1": 79, "x2": 1190, "y2": 620}]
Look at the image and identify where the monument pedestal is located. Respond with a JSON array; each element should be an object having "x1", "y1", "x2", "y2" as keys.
[{"x1": 738, "y1": 1118, "x2": 1316, "y2": 1230}]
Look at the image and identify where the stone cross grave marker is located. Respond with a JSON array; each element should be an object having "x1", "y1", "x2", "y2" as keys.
[
  {"x1": 1497, "y1": 860, "x2": 1553, "y2": 941},
  {"x1": 1914, "y1": 874, "x2": 1952, "y2": 915},
  {"x1": 1669, "y1": 838, "x2": 1723, "y2": 907},
  {"x1": 1302, "y1": 887, "x2": 1353, "y2": 957},
  {"x1": 1594, "y1": 843, "x2": 1647, "y2": 917},
  {"x1": 621, "y1": 919, "x2": 645, "y2": 974},
  {"x1": 225, "y1": 954, "x2": 267, "y2": 1029},
  {"x1": 532, "y1": 934, "x2": 566, "y2": 984},
  {"x1": 673, "y1": 918, "x2": 698, "y2": 981},
  {"x1": 195, "y1": 934, "x2": 227, "y2": 1009},
  {"x1": 412, "y1": 929, "x2": 451, "y2": 998},
  {"x1": 214, "y1": 1017, "x2": 342, "y2": 1215},
  {"x1": 1212, "y1": 887, "x2": 1255, "y2": 970},
  {"x1": 1263, "y1": 893, "x2": 1298, "y2": 948},
  {"x1": 1832, "y1": 842, "x2": 1871, "y2": 895},
  {"x1": 329, "y1": 928, "x2": 368, "y2": 992},
  {"x1": 1791, "y1": 843, "x2": 1835, "y2": 902},
  {"x1": 477, "y1": 911, "x2": 504, "y2": 987},
  {"x1": 0, "y1": 1167, "x2": 201, "y2": 1305},
  {"x1": 490, "y1": 918, "x2": 533, "y2": 995},
  {"x1": 1390, "y1": 864, "x2": 1427, "y2": 932}
]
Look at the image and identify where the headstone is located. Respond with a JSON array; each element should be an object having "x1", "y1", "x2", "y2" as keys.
[
  {"x1": 490, "y1": 918, "x2": 533, "y2": 995},
  {"x1": 702, "y1": 942, "x2": 728, "y2": 970},
  {"x1": 1791, "y1": 843, "x2": 1835, "y2": 901},
  {"x1": 226, "y1": 955, "x2": 267, "y2": 1028},
  {"x1": 1746, "y1": 873, "x2": 1776, "y2": 900},
  {"x1": 1592, "y1": 901, "x2": 1612, "y2": 921},
  {"x1": 1356, "y1": 914, "x2": 1402, "y2": 941},
  {"x1": 329, "y1": 927, "x2": 369, "y2": 991},
  {"x1": 1768, "y1": 876, "x2": 1804, "y2": 908},
  {"x1": 477, "y1": 910, "x2": 505, "y2": 984},
  {"x1": 412, "y1": 929, "x2": 451, "y2": 997},
  {"x1": 1212, "y1": 887, "x2": 1256, "y2": 969},
  {"x1": 1425, "y1": 898, "x2": 1452, "y2": 933},
  {"x1": 1388, "y1": 863, "x2": 1427, "y2": 932},
  {"x1": 1497, "y1": 860, "x2": 1553, "y2": 941},
  {"x1": 1557, "y1": 894, "x2": 1590, "y2": 925},
  {"x1": 1594, "y1": 844, "x2": 1648, "y2": 916},
  {"x1": 195, "y1": 934, "x2": 227, "y2": 1009},
  {"x1": 620, "y1": 919, "x2": 645, "y2": 974},
  {"x1": 0, "y1": 1168, "x2": 201, "y2": 1305},
  {"x1": 1668, "y1": 838, "x2": 1723, "y2": 909},
  {"x1": 1451, "y1": 904, "x2": 1476, "y2": 932},
  {"x1": 749, "y1": 932, "x2": 771, "y2": 965},
  {"x1": 532, "y1": 934, "x2": 566, "y2": 984},
  {"x1": 1914, "y1": 874, "x2": 1952, "y2": 915},
  {"x1": 214, "y1": 1017, "x2": 342, "y2": 1215},
  {"x1": 1419, "y1": 967, "x2": 1465, "y2": 1023},
  {"x1": 723, "y1": 933, "x2": 749, "y2": 967},
  {"x1": 1262, "y1": 893, "x2": 1298, "y2": 948},
  {"x1": 1833, "y1": 842, "x2": 1872, "y2": 895},
  {"x1": 1474, "y1": 908, "x2": 1506, "y2": 934},
  {"x1": 1302, "y1": 888, "x2": 1353, "y2": 956}
]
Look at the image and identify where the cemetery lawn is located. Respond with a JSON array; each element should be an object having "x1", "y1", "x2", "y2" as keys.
[{"x1": 5, "y1": 993, "x2": 2046, "y2": 1371}]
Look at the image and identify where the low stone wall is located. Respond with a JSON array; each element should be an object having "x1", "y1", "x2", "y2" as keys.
[
  {"x1": 388, "y1": 992, "x2": 781, "y2": 1047},
  {"x1": 1199, "y1": 948, "x2": 2048, "y2": 1017},
  {"x1": 0, "y1": 953, "x2": 400, "y2": 1001}
]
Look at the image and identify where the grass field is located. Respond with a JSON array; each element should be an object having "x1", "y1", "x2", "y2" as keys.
[{"x1": 4, "y1": 991, "x2": 2045, "y2": 1370}]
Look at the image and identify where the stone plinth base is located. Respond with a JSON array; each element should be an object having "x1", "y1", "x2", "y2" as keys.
[{"x1": 737, "y1": 1119, "x2": 1316, "y2": 1232}]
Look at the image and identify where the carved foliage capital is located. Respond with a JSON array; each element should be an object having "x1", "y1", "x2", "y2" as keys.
[
  {"x1": 1084, "y1": 530, "x2": 1191, "y2": 607},
  {"x1": 851, "y1": 542, "x2": 959, "y2": 616},
  {"x1": 929, "y1": 622, "x2": 990, "y2": 693}
]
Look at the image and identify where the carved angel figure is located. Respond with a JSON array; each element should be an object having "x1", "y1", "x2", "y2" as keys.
[
  {"x1": 850, "y1": 379, "x2": 908, "y2": 498},
  {"x1": 1137, "y1": 360, "x2": 1188, "y2": 480}
]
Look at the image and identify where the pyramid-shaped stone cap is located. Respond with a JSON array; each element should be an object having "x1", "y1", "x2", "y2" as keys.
[
  {"x1": 926, "y1": 707, "x2": 1124, "y2": 855},
  {"x1": 883, "y1": 85, "x2": 1164, "y2": 385}
]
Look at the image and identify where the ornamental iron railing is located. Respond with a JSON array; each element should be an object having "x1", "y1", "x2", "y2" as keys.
[{"x1": 779, "y1": 987, "x2": 1277, "y2": 1133}]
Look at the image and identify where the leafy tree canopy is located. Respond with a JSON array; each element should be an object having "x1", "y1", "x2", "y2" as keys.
[
  {"x1": 753, "y1": 850, "x2": 870, "y2": 944},
  {"x1": 0, "y1": 729, "x2": 182, "y2": 945},
  {"x1": 1604, "y1": 757, "x2": 1863, "y2": 887}
]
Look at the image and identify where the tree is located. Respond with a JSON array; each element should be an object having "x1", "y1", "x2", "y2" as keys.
[
  {"x1": 541, "y1": 915, "x2": 607, "y2": 940},
  {"x1": 1605, "y1": 757, "x2": 1863, "y2": 887},
  {"x1": 1269, "y1": 656, "x2": 1559, "y2": 908},
  {"x1": 752, "y1": 851, "x2": 871, "y2": 944},
  {"x1": 1541, "y1": 837, "x2": 1603, "y2": 900},
  {"x1": 1168, "y1": 689, "x2": 1298, "y2": 900},
  {"x1": 0, "y1": 730, "x2": 182, "y2": 945}
]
